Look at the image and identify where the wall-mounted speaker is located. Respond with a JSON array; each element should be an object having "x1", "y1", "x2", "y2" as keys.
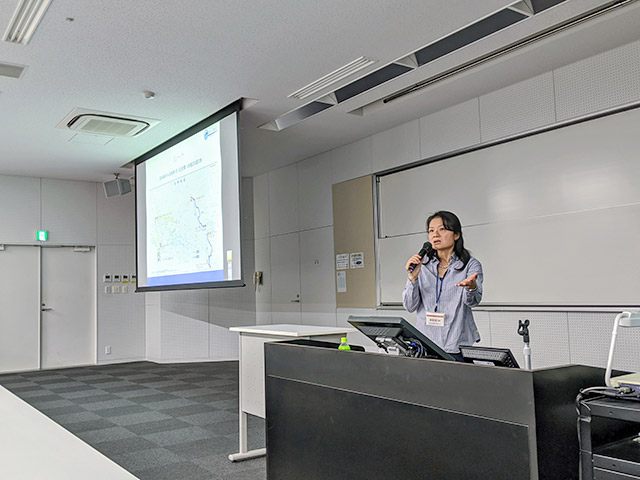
[
  {"x1": 118, "y1": 178, "x2": 132, "y2": 195},
  {"x1": 103, "y1": 178, "x2": 131, "y2": 197}
]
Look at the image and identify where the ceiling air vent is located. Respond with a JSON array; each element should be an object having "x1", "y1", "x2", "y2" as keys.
[
  {"x1": 68, "y1": 115, "x2": 149, "y2": 137},
  {"x1": 288, "y1": 57, "x2": 377, "y2": 100},
  {"x1": 0, "y1": 61, "x2": 26, "y2": 79},
  {"x1": 57, "y1": 108, "x2": 160, "y2": 137},
  {"x1": 260, "y1": 0, "x2": 574, "y2": 131}
]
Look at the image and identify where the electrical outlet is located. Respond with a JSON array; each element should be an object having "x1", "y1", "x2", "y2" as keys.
[{"x1": 105, "y1": 346, "x2": 111, "y2": 355}]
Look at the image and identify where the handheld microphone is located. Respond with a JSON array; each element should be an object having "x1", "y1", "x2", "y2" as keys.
[{"x1": 407, "y1": 242, "x2": 432, "y2": 273}]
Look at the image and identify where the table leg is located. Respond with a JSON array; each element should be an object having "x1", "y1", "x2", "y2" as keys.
[{"x1": 228, "y1": 334, "x2": 266, "y2": 462}]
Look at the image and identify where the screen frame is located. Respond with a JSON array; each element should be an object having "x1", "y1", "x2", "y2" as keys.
[
  {"x1": 347, "y1": 315, "x2": 454, "y2": 361},
  {"x1": 133, "y1": 99, "x2": 244, "y2": 292}
]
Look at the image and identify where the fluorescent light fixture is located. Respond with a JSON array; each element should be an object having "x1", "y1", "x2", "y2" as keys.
[
  {"x1": 3, "y1": 0, "x2": 52, "y2": 45},
  {"x1": 288, "y1": 56, "x2": 377, "y2": 100},
  {"x1": 605, "y1": 311, "x2": 640, "y2": 387}
]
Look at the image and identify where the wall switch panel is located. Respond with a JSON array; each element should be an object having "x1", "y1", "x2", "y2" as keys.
[
  {"x1": 104, "y1": 286, "x2": 111, "y2": 294},
  {"x1": 112, "y1": 285, "x2": 121, "y2": 294}
]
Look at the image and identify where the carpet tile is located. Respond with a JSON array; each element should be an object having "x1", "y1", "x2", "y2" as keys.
[{"x1": 0, "y1": 361, "x2": 265, "y2": 480}]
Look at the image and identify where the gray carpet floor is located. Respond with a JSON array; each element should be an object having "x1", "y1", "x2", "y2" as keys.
[{"x1": 0, "y1": 361, "x2": 266, "y2": 480}]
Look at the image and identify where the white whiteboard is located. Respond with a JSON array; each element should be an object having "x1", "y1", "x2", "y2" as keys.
[{"x1": 377, "y1": 107, "x2": 640, "y2": 306}]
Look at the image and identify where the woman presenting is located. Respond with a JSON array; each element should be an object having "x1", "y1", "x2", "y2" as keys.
[{"x1": 402, "y1": 211, "x2": 483, "y2": 362}]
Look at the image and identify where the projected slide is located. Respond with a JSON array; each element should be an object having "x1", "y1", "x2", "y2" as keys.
[
  {"x1": 135, "y1": 101, "x2": 242, "y2": 291},
  {"x1": 145, "y1": 124, "x2": 224, "y2": 286}
]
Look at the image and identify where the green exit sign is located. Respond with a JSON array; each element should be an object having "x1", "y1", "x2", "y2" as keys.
[{"x1": 37, "y1": 230, "x2": 48, "y2": 242}]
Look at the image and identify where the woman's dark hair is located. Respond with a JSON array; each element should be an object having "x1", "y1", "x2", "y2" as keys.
[{"x1": 425, "y1": 210, "x2": 471, "y2": 270}]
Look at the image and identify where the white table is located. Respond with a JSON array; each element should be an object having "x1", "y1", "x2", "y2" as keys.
[
  {"x1": 227, "y1": 324, "x2": 353, "y2": 461},
  {"x1": 0, "y1": 385, "x2": 138, "y2": 479}
]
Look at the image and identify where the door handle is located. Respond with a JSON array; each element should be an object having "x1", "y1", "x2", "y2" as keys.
[
  {"x1": 290, "y1": 299, "x2": 300, "y2": 303},
  {"x1": 41, "y1": 307, "x2": 53, "y2": 311}
]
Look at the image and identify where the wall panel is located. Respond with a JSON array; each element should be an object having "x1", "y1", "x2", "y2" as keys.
[
  {"x1": 419, "y1": 99, "x2": 480, "y2": 159},
  {"x1": 372, "y1": 120, "x2": 420, "y2": 173},
  {"x1": 555, "y1": 39, "x2": 640, "y2": 121},
  {"x1": 300, "y1": 226, "x2": 336, "y2": 327},
  {"x1": 97, "y1": 245, "x2": 145, "y2": 363},
  {"x1": 0, "y1": 175, "x2": 40, "y2": 244},
  {"x1": 489, "y1": 311, "x2": 570, "y2": 369},
  {"x1": 269, "y1": 164, "x2": 299, "y2": 236},
  {"x1": 297, "y1": 152, "x2": 333, "y2": 231},
  {"x1": 331, "y1": 137, "x2": 372, "y2": 185},
  {"x1": 479, "y1": 72, "x2": 556, "y2": 141},
  {"x1": 270, "y1": 233, "x2": 301, "y2": 324},
  {"x1": 41, "y1": 179, "x2": 97, "y2": 245},
  {"x1": 253, "y1": 173, "x2": 270, "y2": 239},
  {"x1": 96, "y1": 184, "x2": 135, "y2": 245},
  {"x1": 254, "y1": 237, "x2": 272, "y2": 325},
  {"x1": 160, "y1": 290, "x2": 210, "y2": 360}
]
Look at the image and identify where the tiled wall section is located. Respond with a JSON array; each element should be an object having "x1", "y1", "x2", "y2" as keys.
[{"x1": 253, "y1": 38, "x2": 640, "y2": 370}]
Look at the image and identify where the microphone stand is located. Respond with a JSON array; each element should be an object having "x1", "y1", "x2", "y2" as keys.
[{"x1": 517, "y1": 319, "x2": 531, "y2": 370}]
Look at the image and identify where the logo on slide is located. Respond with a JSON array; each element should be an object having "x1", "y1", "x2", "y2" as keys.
[{"x1": 203, "y1": 125, "x2": 219, "y2": 140}]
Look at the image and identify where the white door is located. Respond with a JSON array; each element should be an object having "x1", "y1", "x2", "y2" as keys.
[
  {"x1": 270, "y1": 233, "x2": 301, "y2": 324},
  {"x1": 41, "y1": 247, "x2": 96, "y2": 369},
  {"x1": 0, "y1": 246, "x2": 40, "y2": 373}
]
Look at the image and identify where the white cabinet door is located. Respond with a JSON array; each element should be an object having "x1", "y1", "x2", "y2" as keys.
[
  {"x1": 41, "y1": 247, "x2": 96, "y2": 369},
  {"x1": 269, "y1": 233, "x2": 301, "y2": 324},
  {"x1": 0, "y1": 246, "x2": 39, "y2": 373}
]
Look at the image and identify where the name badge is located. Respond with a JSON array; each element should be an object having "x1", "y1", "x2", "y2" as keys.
[{"x1": 426, "y1": 312, "x2": 445, "y2": 327}]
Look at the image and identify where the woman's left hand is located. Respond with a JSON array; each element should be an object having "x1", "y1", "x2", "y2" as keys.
[{"x1": 456, "y1": 273, "x2": 478, "y2": 290}]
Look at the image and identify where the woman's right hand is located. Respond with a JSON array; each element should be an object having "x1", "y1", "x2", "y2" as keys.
[{"x1": 405, "y1": 254, "x2": 423, "y2": 282}]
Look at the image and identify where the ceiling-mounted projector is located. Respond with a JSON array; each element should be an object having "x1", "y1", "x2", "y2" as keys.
[{"x1": 104, "y1": 174, "x2": 132, "y2": 198}]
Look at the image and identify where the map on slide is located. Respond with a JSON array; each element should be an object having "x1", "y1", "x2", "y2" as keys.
[{"x1": 146, "y1": 125, "x2": 223, "y2": 279}]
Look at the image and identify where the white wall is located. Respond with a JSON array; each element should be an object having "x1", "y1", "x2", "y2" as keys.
[
  {"x1": 0, "y1": 176, "x2": 145, "y2": 370},
  {"x1": 253, "y1": 38, "x2": 640, "y2": 372}
]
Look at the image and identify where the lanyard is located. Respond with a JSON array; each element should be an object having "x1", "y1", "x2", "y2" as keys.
[{"x1": 435, "y1": 270, "x2": 447, "y2": 312}]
